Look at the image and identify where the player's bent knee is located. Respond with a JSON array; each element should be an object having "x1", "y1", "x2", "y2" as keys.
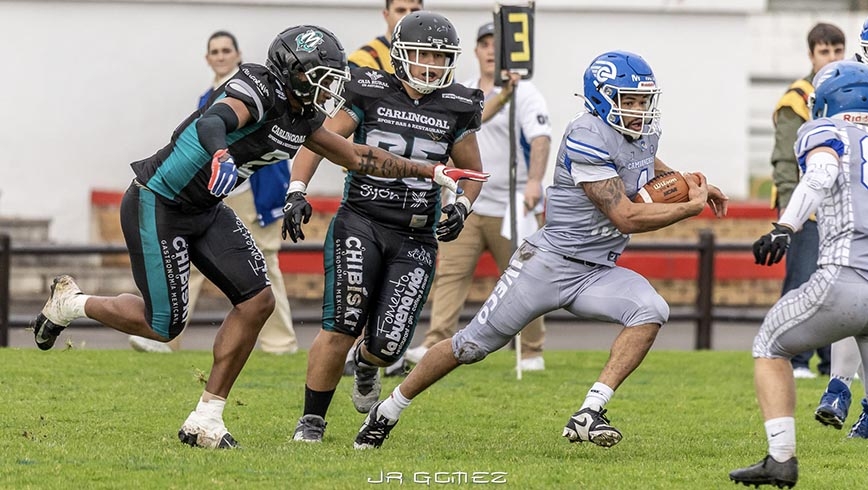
[
  {"x1": 625, "y1": 293, "x2": 669, "y2": 327},
  {"x1": 364, "y1": 339, "x2": 404, "y2": 365},
  {"x1": 455, "y1": 341, "x2": 488, "y2": 364}
]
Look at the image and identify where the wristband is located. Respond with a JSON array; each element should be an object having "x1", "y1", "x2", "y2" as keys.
[
  {"x1": 456, "y1": 195, "x2": 472, "y2": 215},
  {"x1": 288, "y1": 181, "x2": 308, "y2": 194}
]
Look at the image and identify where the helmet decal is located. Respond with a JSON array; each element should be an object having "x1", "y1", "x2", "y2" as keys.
[
  {"x1": 295, "y1": 29, "x2": 325, "y2": 53},
  {"x1": 591, "y1": 60, "x2": 617, "y2": 86},
  {"x1": 267, "y1": 25, "x2": 349, "y2": 118}
]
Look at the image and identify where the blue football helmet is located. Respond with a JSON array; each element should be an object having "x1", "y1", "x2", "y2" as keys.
[
  {"x1": 860, "y1": 17, "x2": 868, "y2": 62},
  {"x1": 810, "y1": 60, "x2": 868, "y2": 122},
  {"x1": 583, "y1": 50, "x2": 661, "y2": 138}
]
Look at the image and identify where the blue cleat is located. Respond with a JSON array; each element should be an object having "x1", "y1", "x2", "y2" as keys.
[
  {"x1": 847, "y1": 398, "x2": 868, "y2": 439},
  {"x1": 814, "y1": 378, "x2": 851, "y2": 429}
]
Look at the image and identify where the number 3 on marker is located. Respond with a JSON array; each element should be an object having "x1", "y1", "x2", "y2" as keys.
[{"x1": 508, "y1": 12, "x2": 529, "y2": 62}]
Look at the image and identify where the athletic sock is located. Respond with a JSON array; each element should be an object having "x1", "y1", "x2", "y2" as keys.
[
  {"x1": 580, "y1": 382, "x2": 614, "y2": 412},
  {"x1": 765, "y1": 417, "x2": 796, "y2": 462},
  {"x1": 378, "y1": 385, "x2": 411, "y2": 421},
  {"x1": 70, "y1": 294, "x2": 89, "y2": 319},
  {"x1": 196, "y1": 394, "x2": 226, "y2": 421},
  {"x1": 303, "y1": 385, "x2": 336, "y2": 419}
]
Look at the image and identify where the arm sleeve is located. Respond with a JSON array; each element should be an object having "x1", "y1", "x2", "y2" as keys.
[{"x1": 196, "y1": 103, "x2": 239, "y2": 156}]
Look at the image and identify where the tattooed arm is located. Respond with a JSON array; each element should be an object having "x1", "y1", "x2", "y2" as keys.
[
  {"x1": 304, "y1": 124, "x2": 433, "y2": 180},
  {"x1": 582, "y1": 175, "x2": 707, "y2": 234}
]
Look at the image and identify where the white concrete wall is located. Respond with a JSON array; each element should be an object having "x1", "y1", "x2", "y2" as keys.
[{"x1": 0, "y1": 0, "x2": 763, "y2": 242}]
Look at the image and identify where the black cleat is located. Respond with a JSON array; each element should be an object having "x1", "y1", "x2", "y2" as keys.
[
  {"x1": 354, "y1": 400, "x2": 398, "y2": 449},
  {"x1": 729, "y1": 455, "x2": 798, "y2": 488}
]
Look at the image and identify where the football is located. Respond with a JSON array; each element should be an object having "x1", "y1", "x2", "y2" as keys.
[{"x1": 632, "y1": 171, "x2": 701, "y2": 204}]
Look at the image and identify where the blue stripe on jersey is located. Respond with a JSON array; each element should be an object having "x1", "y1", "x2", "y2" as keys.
[
  {"x1": 520, "y1": 130, "x2": 531, "y2": 168},
  {"x1": 797, "y1": 138, "x2": 845, "y2": 171},
  {"x1": 566, "y1": 145, "x2": 607, "y2": 161},
  {"x1": 563, "y1": 153, "x2": 572, "y2": 174},
  {"x1": 566, "y1": 136, "x2": 610, "y2": 159},
  {"x1": 139, "y1": 189, "x2": 171, "y2": 337}
]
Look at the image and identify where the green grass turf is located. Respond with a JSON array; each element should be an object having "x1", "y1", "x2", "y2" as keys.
[{"x1": 1, "y1": 348, "x2": 866, "y2": 489}]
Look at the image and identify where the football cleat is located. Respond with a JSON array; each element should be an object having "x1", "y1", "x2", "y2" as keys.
[
  {"x1": 562, "y1": 407, "x2": 622, "y2": 447},
  {"x1": 178, "y1": 411, "x2": 239, "y2": 449},
  {"x1": 404, "y1": 346, "x2": 428, "y2": 364},
  {"x1": 33, "y1": 275, "x2": 83, "y2": 350},
  {"x1": 354, "y1": 400, "x2": 398, "y2": 450},
  {"x1": 129, "y1": 335, "x2": 173, "y2": 353},
  {"x1": 814, "y1": 378, "x2": 851, "y2": 429},
  {"x1": 847, "y1": 398, "x2": 868, "y2": 439},
  {"x1": 293, "y1": 414, "x2": 327, "y2": 443},
  {"x1": 729, "y1": 455, "x2": 798, "y2": 488},
  {"x1": 353, "y1": 364, "x2": 381, "y2": 413}
]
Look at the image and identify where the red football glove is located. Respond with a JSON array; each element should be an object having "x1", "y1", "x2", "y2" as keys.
[{"x1": 432, "y1": 164, "x2": 490, "y2": 194}]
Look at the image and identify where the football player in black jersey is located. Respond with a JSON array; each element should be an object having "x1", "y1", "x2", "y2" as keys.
[
  {"x1": 287, "y1": 11, "x2": 486, "y2": 442},
  {"x1": 31, "y1": 24, "x2": 487, "y2": 450}
]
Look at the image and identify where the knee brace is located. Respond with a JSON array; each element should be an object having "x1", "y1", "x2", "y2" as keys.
[{"x1": 455, "y1": 341, "x2": 488, "y2": 364}]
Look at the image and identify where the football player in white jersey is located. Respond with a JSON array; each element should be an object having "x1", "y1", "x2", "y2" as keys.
[
  {"x1": 731, "y1": 60, "x2": 868, "y2": 488},
  {"x1": 352, "y1": 50, "x2": 728, "y2": 450},
  {"x1": 811, "y1": 17, "x2": 868, "y2": 438}
]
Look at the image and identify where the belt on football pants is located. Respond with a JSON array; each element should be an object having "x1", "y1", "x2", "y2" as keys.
[{"x1": 561, "y1": 255, "x2": 599, "y2": 267}]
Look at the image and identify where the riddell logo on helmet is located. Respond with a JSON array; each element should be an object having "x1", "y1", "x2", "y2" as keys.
[{"x1": 842, "y1": 113, "x2": 868, "y2": 124}]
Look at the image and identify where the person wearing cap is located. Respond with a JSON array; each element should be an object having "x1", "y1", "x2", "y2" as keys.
[{"x1": 404, "y1": 21, "x2": 551, "y2": 371}]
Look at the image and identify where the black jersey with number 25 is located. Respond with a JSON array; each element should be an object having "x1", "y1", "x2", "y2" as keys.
[{"x1": 340, "y1": 67, "x2": 483, "y2": 234}]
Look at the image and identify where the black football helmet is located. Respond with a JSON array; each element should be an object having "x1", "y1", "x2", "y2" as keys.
[
  {"x1": 266, "y1": 25, "x2": 350, "y2": 118},
  {"x1": 391, "y1": 11, "x2": 461, "y2": 94}
]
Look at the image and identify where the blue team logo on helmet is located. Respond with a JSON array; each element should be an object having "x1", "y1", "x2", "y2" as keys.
[
  {"x1": 860, "y1": 17, "x2": 868, "y2": 62},
  {"x1": 295, "y1": 29, "x2": 325, "y2": 53},
  {"x1": 582, "y1": 50, "x2": 661, "y2": 139},
  {"x1": 810, "y1": 60, "x2": 868, "y2": 124}
]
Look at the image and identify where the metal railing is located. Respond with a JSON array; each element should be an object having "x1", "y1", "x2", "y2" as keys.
[{"x1": 0, "y1": 230, "x2": 762, "y2": 350}]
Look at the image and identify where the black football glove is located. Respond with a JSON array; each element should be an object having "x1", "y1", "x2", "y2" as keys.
[
  {"x1": 753, "y1": 222, "x2": 794, "y2": 266},
  {"x1": 436, "y1": 202, "x2": 469, "y2": 242},
  {"x1": 281, "y1": 191, "x2": 312, "y2": 243}
]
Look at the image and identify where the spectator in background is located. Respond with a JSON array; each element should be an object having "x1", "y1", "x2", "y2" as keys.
[
  {"x1": 128, "y1": 30, "x2": 298, "y2": 355},
  {"x1": 769, "y1": 22, "x2": 844, "y2": 379},
  {"x1": 348, "y1": 0, "x2": 423, "y2": 72},
  {"x1": 404, "y1": 22, "x2": 551, "y2": 371}
]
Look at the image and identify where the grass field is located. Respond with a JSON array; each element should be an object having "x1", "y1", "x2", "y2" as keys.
[{"x1": 2, "y1": 347, "x2": 866, "y2": 489}]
